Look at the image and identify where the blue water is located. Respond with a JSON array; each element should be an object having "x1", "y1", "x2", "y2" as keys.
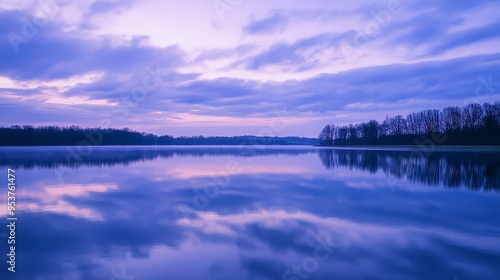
[{"x1": 0, "y1": 146, "x2": 499, "y2": 280}]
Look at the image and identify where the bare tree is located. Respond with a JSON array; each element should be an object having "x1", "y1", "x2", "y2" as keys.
[
  {"x1": 462, "y1": 103, "x2": 484, "y2": 130},
  {"x1": 385, "y1": 115, "x2": 406, "y2": 135},
  {"x1": 336, "y1": 125, "x2": 349, "y2": 144},
  {"x1": 366, "y1": 120, "x2": 380, "y2": 143},
  {"x1": 422, "y1": 109, "x2": 440, "y2": 134},
  {"x1": 441, "y1": 106, "x2": 462, "y2": 133},
  {"x1": 318, "y1": 124, "x2": 336, "y2": 146},
  {"x1": 348, "y1": 124, "x2": 358, "y2": 142},
  {"x1": 483, "y1": 102, "x2": 500, "y2": 122},
  {"x1": 406, "y1": 113, "x2": 420, "y2": 135}
]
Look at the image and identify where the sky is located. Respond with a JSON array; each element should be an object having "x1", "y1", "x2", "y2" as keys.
[{"x1": 1, "y1": 0, "x2": 499, "y2": 137}]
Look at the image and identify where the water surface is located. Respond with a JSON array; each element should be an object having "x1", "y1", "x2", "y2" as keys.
[{"x1": 1, "y1": 146, "x2": 499, "y2": 280}]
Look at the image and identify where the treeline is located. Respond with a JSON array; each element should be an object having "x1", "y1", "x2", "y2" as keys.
[
  {"x1": 318, "y1": 102, "x2": 500, "y2": 146},
  {"x1": 0, "y1": 125, "x2": 316, "y2": 146}
]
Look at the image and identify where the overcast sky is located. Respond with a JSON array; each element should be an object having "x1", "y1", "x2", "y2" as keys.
[{"x1": 1, "y1": 0, "x2": 499, "y2": 137}]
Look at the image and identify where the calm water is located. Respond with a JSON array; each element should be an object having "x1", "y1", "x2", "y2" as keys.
[{"x1": 1, "y1": 146, "x2": 500, "y2": 280}]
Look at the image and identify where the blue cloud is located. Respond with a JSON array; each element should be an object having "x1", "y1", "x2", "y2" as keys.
[
  {"x1": 246, "y1": 32, "x2": 352, "y2": 70},
  {"x1": 0, "y1": 10, "x2": 185, "y2": 81},
  {"x1": 427, "y1": 20, "x2": 500, "y2": 56},
  {"x1": 89, "y1": 0, "x2": 133, "y2": 13},
  {"x1": 379, "y1": 0, "x2": 500, "y2": 58},
  {"x1": 163, "y1": 53, "x2": 500, "y2": 116},
  {"x1": 243, "y1": 12, "x2": 288, "y2": 34}
]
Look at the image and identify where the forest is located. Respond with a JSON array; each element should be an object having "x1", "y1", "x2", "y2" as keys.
[
  {"x1": 318, "y1": 102, "x2": 500, "y2": 146},
  {"x1": 0, "y1": 126, "x2": 316, "y2": 146}
]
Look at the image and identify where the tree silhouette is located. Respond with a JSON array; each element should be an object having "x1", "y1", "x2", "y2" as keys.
[
  {"x1": 318, "y1": 101, "x2": 500, "y2": 146},
  {"x1": 318, "y1": 124, "x2": 335, "y2": 146},
  {"x1": 0, "y1": 126, "x2": 317, "y2": 146}
]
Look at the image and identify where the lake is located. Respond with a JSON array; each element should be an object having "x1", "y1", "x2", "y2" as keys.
[{"x1": 1, "y1": 146, "x2": 499, "y2": 280}]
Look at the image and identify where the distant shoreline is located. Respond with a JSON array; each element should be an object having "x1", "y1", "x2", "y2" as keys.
[
  {"x1": 0, "y1": 126, "x2": 318, "y2": 146},
  {"x1": 314, "y1": 145, "x2": 500, "y2": 151}
]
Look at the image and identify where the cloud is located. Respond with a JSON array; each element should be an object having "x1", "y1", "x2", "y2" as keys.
[
  {"x1": 243, "y1": 12, "x2": 288, "y2": 34},
  {"x1": 426, "y1": 19, "x2": 500, "y2": 56},
  {"x1": 377, "y1": 0, "x2": 500, "y2": 59},
  {"x1": 246, "y1": 32, "x2": 351, "y2": 70},
  {"x1": 0, "y1": 0, "x2": 499, "y2": 136},
  {"x1": 2, "y1": 50, "x2": 499, "y2": 137},
  {"x1": 89, "y1": 0, "x2": 133, "y2": 13},
  {"x1": 0, "y1": 10, "x2": 186, "y2": 81},
  {"x1": 169, "y1": 53, "x2": 500, "y2": 116}
]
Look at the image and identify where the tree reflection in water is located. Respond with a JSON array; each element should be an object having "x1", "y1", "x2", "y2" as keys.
[
  {"x1": 318, "y1": 149, "x2": 500, "y2": 191},
  {"x1": 1, "y1": 147, "x2": 498, "y2": 191}
]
